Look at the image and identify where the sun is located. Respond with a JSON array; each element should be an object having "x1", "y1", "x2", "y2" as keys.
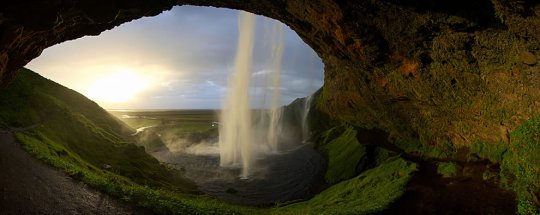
[{"x1": 86, "y1": 69, "x2": 150, "y2": 103}]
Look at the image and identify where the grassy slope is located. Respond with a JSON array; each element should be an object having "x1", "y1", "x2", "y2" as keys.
[
  {"x1": 0, "y1": 68, "x2": 193, "y2": 190},
  {"x1": 316, "y1": 125, "x2": 366, "y2": 184},
  {"x1": 276, "y1": 157, "x2": 417, "y2": 215}
]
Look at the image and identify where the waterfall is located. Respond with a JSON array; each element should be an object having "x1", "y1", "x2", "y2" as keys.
[
  {"x1": 302, "y1": 95, "x2": 313, "y2": 142},
  {"x1": 219, "y1": 11, "x2": 256, "y2": 179},
  {"x1": 266, "y1": 22, "x2": 284, "y2": 152},
  {"x1": 219, "y1": 12, "x2": 286, "y2": 179}
]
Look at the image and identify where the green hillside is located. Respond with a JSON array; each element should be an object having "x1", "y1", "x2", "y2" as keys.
[{"x1": 0, "y1": 68, "x2": 196, "y2": 191}]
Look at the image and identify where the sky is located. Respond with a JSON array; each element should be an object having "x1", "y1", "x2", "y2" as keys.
[{"x1": 26, "y1": 6, "x2": 324, "y2": 110}]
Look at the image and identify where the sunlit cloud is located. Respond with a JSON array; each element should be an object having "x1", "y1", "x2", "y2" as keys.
[{"x1": 86, "y1": 68, "x2": 154, "y2": 104}]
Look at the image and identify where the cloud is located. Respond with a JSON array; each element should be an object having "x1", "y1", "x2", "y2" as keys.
[{"x1": 26, "y1": 5, "x2": 323, "y2": 109}]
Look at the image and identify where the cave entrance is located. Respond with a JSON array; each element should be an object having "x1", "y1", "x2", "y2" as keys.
[
  {"x1": 27, "y1": 6, "x2": 323, "y2": 110},
  {"x1": 25, "y1": 5, "x2": 325, "y2": 206}
]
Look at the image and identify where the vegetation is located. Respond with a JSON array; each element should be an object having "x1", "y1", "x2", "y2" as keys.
[
  {"x1": 11, "y1": 67, "x2": 525, "y2": 214},
  {"x1": 0, "y1": 68, "x2": 260, "y2": 214},
  {"x1": 436, "y1": 162, "x2": 460, "y2": 178},
  {"x1": 110, "y1": 110, "x2": 219, "y2": 151},
  {"x1": 468, "y1": 140, "x2": 508, "y2": 163},
  {"x1": 316, "y1": 125, "x2": 367, "y2": 184},
  {"x1": 15, "y1": 131, "x2": 259, "y2": 214},
  {"x1": 109, "y1": 110, "x2": 217, "y2": 131},
  {"x1": 0, "y1": 69, "x2": 193, "y2": 190},
  {"x1": 276, "y1": 157, "x2": 417, "y2": 215},
  {"x1": 500, "y1": 115, "x2": 540, "y2": 215},
  {"x1": 394, "y1": 138, "x2": 456, "y2": 159}
]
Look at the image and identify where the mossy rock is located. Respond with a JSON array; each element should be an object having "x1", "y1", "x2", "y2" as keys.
[{"x1": 437, "y1": 162, "x2": 460, "y2": 178}]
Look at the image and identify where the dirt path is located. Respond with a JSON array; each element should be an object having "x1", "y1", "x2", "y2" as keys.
[{"x1": 0, "y1": 131, "x2": 153, "y2": 215}]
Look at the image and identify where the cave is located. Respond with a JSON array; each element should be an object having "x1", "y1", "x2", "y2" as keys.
[{"x1": 1, "y1": 0, "x2": 540, "y2": 214}]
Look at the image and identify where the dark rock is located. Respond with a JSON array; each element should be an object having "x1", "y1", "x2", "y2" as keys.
[{"x1": 225, "y1": 188, "x2": 237, "y2": 194}]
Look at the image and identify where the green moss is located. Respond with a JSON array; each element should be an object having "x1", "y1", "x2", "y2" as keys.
[
  {"x1": 500, "y1": 115, "x2": 540, "y2": 214},
  {"x1": 469, "y1": 141, "x2": 508, "y2": 163},
  {"x1": 394, "y1": 138, "x2": 456, "y2": 159},
  {"x1": 482, "y1": 170, "x2": 496, "y2": 181},
  {"x1": 276, "y1": 157, "x2": 417, "y2": 215},
  {"x1": 373, "y1": 147, "x2": 395, "y2": 166},
  {"x1": 317, "y1": 125, "x2": 366, "y2": 184},
  {"x1": 436, "y1": 162, "x2": 460, "y2": 178}
]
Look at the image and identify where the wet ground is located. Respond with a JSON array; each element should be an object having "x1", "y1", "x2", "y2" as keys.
[
  {"x1": 355, "y1": 128, "x2": 517, "y2": 215},
  {"x1": 383, "y1": 159, "x2": 517, "y2": 215},
  {"x1": 0, "y1": 131, "x2": 152, "y2": 215},
  {"x1": 153, "y1": 142, "x2": 325, "y2": 206}
]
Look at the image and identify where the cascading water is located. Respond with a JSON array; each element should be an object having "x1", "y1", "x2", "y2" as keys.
[
  {"x1": 266, "y1": 21, "x2": 284, "y2": 152},
  {"x1": 219, "y1": 12, "x2": 286, "y2": 178},
  {"x1": 219, "y1": 11, "x2": 256, "y2": 179},
  {"x1": 302, "y1": 95, "x2": 313, "y2": 142}
]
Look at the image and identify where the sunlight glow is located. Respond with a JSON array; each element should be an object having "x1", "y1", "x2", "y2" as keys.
[{"x1": 86, "y1": 69, "x2": 151, "y2": 103}]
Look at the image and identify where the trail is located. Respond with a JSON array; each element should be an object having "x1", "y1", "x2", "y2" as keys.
[{"x1": 0, "y1": 129, "x2": 152, "y2": 215}]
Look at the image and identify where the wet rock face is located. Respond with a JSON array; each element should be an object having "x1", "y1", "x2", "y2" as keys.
[{"x1": 1, "y1": 0, "x2": 540, "y2": 146}]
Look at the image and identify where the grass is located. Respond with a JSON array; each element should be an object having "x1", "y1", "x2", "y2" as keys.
[
  {"x1": 468, "y1": 140, "x2": 508, "y2": 163},
  {"x1": 275, "y1": 157, "x2": 417, "y2": 215},
  {"x1": 394, "y1": 138, "x2": 456, "y2": 159},
  {"x1": 0, "y1": 69, "x2": 194, "y2": 190},
  {"x1": 15, "y1": 131, "x2": 261, "y2": 215},
  {"x1": 316, "y1": 125, "x2": 367, "y2": 184},
  {"x1": 109, "y1": 110, "x2": 217, "y2": 131},
  {"x1": 436, "y1": 162, "x2": 460, "y2": 178},
  {"x1": 111, "y1": 110, "x2": 218, "y2": 151}
]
